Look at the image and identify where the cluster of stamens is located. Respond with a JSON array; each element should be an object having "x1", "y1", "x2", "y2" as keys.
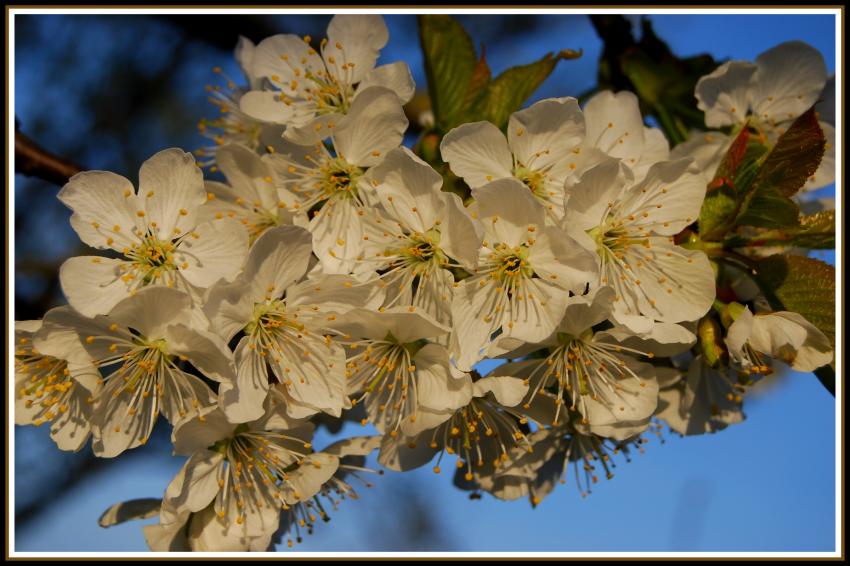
[
  {"x1": 525, "y1": 331, "x2": 653, "y2": 423},
  {"x1": 245, "y1": 299, "x2": 337, "y2": 391},
  {"x1": 427, "y1": 398, "x2": 532, "y2": 483},
  {"x1": 15, "y1": 338, "x2": 81, "y2": 427},
  {"x1": 208, "y1": 426, "x2": 313, "y2": 527},
  {"x1": 88, "y1": 328, "x2": 206, "y2": 440},
  {"x1": 346, "y1": 338, "x2": 421, "y2": 434},
  {"x1": 196, "y1": 66, "x2": 263, "y2": 169}
]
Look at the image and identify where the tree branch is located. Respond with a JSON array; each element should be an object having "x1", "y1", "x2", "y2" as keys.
[{"x1": 15, "y1": 130, "x2": 83, "y2": 186}]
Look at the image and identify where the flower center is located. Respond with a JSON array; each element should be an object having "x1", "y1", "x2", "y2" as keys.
[
  {"x1": 386, "y1": 229, "x2": 446, "y2": 274},
  {"x1": 320, "y1": 158, "x2": 363, "y2": 200},
  {"x1": 303, "y1": 68, "x2": 354, "y2": 115},
  {"x1": 513, "y1": 166, "x2": 547, "y2": 197},
  {"x1": 493, "y1": 244, "x2": 533, "y2": 282},
  {"x1": 15, "y1": 340, "x2": 77, "y2": 426},
  {"x1": 124, "y1": 234, "x2": 178, "y2": 285}
]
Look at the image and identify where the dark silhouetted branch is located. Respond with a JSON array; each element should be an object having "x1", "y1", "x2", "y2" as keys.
[{"x1": 15, "y1": 130, "x2": 83, "y2": 186}]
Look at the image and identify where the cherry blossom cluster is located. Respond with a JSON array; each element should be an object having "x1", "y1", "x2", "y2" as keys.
[{"x1": 14, "y1": 15, "x2": 834, "y2": 551}]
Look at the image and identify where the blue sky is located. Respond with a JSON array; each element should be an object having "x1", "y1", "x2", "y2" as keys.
[{"x1": 13, "y1": 11, "x2": 838, "y2": 553}]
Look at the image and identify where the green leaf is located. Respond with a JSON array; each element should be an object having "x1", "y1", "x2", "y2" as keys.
[
  {"x1": 735, "y1": 187, "x2": 801, "y2": 229},
  {"x1": 417, "y1": 15, "x2": 478, "y2": 132},
  {"x1": 469, "y1": 50, "x2": 579, "y2": 130},
  {"x1": 728, "y1": 210, "x2": 835, "y2": 249},
  {"x1": 698, "y1": 126, "x2": 769, "y2": 240},
  {"x1": 749, "y1": 107, "x2": 826, "y2": 198},
  {"x1": 463, "y1": 49, "x2": 492, "y2": 108},
  {"x1": 731, "y1": 107, "x2": 824, "y2": 231},
  {"x1": 754, "y1": 254, "x2": 835, "y2": 348}
]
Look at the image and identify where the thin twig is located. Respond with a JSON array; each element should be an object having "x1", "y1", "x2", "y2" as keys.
[{"x1": 15, "y1": 130, "x2": 83, "y2": 186}]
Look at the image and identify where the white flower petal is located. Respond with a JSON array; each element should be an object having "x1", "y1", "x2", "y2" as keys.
[
  {"x1": 177, "y1": 218, "x2": 248, "y2": 288},
  {"x1": 633, "y1": 127, "x2": 671, "y2": 179},
  {"x1": 752, "y1": 41, "x2": 827, "y2": 124},
  {"x1": 107, "y1": 286, "x2": 191, "y2": 338},
  {"x1": 526, "y1": 226, "x2": 598, "y2": 293},
  {"x1": 555, "y1": 286, "x2": 616, "y2": 337},
  {"x1": 669, "y1": 131, "x2": 730, "y2": 182},
  {"x1": 287, "y1": 274, "x2": 385, "y2": 317},
  {"x1": 330, "y1": 306, "x2": 450, "y2": 344},
  {"x1": 612, "y1": 238, "x2": 714, "y2": 325},
  {"x1": 440, "y1": 192, "x2": 483, "y2": 271},
  {"x1": 623, "y1": 158, "x2": 705, "y2": 236},
  {"x1": 59, "y1": 256, "x2": 134, "y2": 318},
  {"x1": 378, "y1": 431, "x2": 440, "y2": 471},
  {"x1": 99, "y1": 498, "x2": 162, "y2": 528},
  {"x1": 414, "y1": 344, "x2": 474, "y2": 411},
  {"x1": 472, "y1": 375, "x2": 528, "y2": 407},
  {"x1": 507, "y1": 97, "x2": 585, "y2": 178},
  {"x1": 332, "y1": 86, "x2": 408, "y2": 167},
  {"x1": 203, "y1": 279, "x2": 257, "y2": 343},
  {"x1": 250, "y1": 33, "x2": 318, "y2": 94},
  {"x1": 695, "y1": 60, "x2": 756, "y2": 128},
  {"x1": 284, "y1": 112, "x2": 346, "y2": 145},
  {"x1": 172, "y1": 406, "x2": 237, "y2": 456},
  {"x1": 218, "y1": 336, "x2": 269, "y2": 423},
  {"x1": 280, "y1": 453, "x2": 340, "y2": 505},
  {"x1": 582, "y1": 90, "x2": 646, "y2": 162},
  {"x1": 562, "y1": 157, "x2": 631, "y2": 234},
  {"x1": 309, "y1": 197, "x2": 369, "y2": 274},
  {"x1": 139, "y1": 148, "x2": 206, "y2": 240},
  {"x1": 680, "y1": 356, "x2": 745, "y2": 435},
  {"x1": 58, "y1": 171, "x2": 143, "y2": 251},
  {"x1": 357, "y1": 61, "x2": 415, "y2": 104},
  {"x1": 749, "y1": 311, "x2": 833, "y2": 372},
  {"x1": 239, "y1": 90, "x2": 300, "y2": 124},
  {"x1": 365, "y1": 146, "x2": 443, "y2": 232},
  {"x1": 440, "y1": 121, "x2": 513, "y2": 188},
  {"x1": 326, "y1": 14, "x2": 389, "y2": 83},
  {"x1": 242, "y1": 225, "x2": 313, "y2": 300},
  {"x1": 164, "y1": 323, "x2": 236, "y2": 384},
  {"x1": 473, "y1": 177, "x2": 547, "y2": 246},
  {"x1": 215, "y1": 144, "x2": 280, "y2": 212},
  {"x1": 164, "y1": 452, "x2": 224, "y2": 514}
]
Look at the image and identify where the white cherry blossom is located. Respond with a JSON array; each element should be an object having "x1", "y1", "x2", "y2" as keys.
[
  {"x1": 378, "y1": 374, "x2": 530, "y2": 492},
  {"x1": 488, "y1": 287, "x2": 665, "y2": 440},
  {"x1": 265, "y1": 87, "x2": 408, "y2": 274},
  {"x1": 204, "y1": 225, "x2": 383, "y2": 422},
  {"x1": 451, "y1": 177, "x2": 598, "y2": 371},
  {"x1": 158, "y1": 405, "x2": 336, "y2": 549},
  {"x1": 357, "y1": 147, "x2": 482, "y2": 330},
  {"x1": 563, "y1": 157, "x2": 714, "y2": 333},
  {"x1": 14, "y1": 312, "x2": 101, "y2": 451},
  {"x1": 328, "y1": 307, "x2": 468, "y2": 435},
  {"x1": 46, "y1": 287, "x2": 235, "y2": 457},
  {"x1": 440, "y1": 97, "x2": 588, "y2": 221},
  {"x1": 692, "y1": 41, "x2": 833, "y2": 192},
  {"x1": 240, "y1": 15, "x2": 414, "y2": 144},
  {"x1": 57, "y1": 148, "x2": 248, "y2": 317},
  {"x1": 198, "y1": 143, "x2": 297, "y2": 244},
  {"x1": 725, "y1": 306, "x2": 833, "y2": 373}
]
